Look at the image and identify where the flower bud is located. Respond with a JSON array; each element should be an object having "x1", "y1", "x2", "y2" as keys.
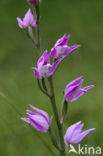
[
  {"x1": 64, "y1": 121, "x2": 95, "y2": 146},
  {"x1": 27, "y1": 0, "x2": 39, "y2": 6},
  {"x1": 17, "y1": 9, "x2": 36, "y2": 29},
  {"x1": 64, "y1": 76, "x2": 94, "y2": 102},
  {"x1": 21, "y1": 104, "x2": 50, "y2": 133}
]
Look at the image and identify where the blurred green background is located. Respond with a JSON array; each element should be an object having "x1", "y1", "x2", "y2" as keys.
[{"x1": 0, "y1": 0, "x2": 103, "y2": 155}]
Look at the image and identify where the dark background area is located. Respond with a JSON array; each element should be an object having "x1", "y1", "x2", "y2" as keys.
[{"x1": 0, "y1": 0, "x2": 103, "y2": 155}]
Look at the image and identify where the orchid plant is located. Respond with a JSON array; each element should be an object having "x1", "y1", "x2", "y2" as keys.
[{"x1": 17, "y1": 1, "x2": 95, "y2": 156}]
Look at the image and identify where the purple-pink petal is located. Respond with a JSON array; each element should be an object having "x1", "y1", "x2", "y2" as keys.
[
  {"x1": 71, "y1": 123, "x2": 84, "y2": 139},
  {"x1": 23, "y1": 9, "x2": 36, "y2": 29},
  {"x1": 26, "y1": 109, "x2": 36, "y2": 115},
  {"x1": 64, "y1": 121, "x2": 81, "y2": 144},
  {"x1": 70, "y1": 90, "x2": 84, "y2": 102},
  {"x1": 71, "y1": 128, "x2": 95, "y2": 146},
  {"x1": 17, "y1": 18, "x2": 23, "y2": 28},
  {"x1": 68, "y1": 45, "x2": 80, "y2": 55},
  {"x1": 63, "y1": 45, "x2": 80, "y2": 57},
  {"x1": 50, "y1": 48, "x2": 58, "y2": 58},
  {"x1": 82, "y1": 85, "x2": 95, "y2": 92},
  {"x1": 21, "y1": 117, "x2": 30, "y2": 124},
  {"x1": 29, "y1": 104, "x2": 50, "y2": 124},
  {"x1": 55, "y1": 34, "x2": 70, "y2": 47},
  {"x1": 30, "y1": 118, "x2": 48, "y2": 132},
  {"x1": 32, "y1": 67, "x2": 41, "y2": 79},
  {"x1": 37, "y1": 50, "x2": 50, "y2": 68},
  {"x1": 29, "y1": 114, "x2": 50, "y2": 132},
  {"x1": 48, "y1": 58, "x2": 62, "y2": 77},
  {"x1": 66, "y1": 76, "x2": 83, "y2": 89},
  {"x1": 64, "y1": 85, "x2": 81, "y2": 102}
]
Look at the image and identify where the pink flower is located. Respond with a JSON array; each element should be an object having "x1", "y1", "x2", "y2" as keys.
[
  {"x1": 32, "y1": 50, "x2": 62, "y2": 79},
  {"x1": 64, "y1": 121, "x2": 95, "y2": 146},
  {"x1": 27, "y1": 0, "x2": 39, "y2": 6},
  {"x1": 50, "y1": 34, "x2": 80, "y2": 59},
  {"x1": 17, "y1": 9, "x2": 36, "y2": 29},
  {"x1": 21, "y1": 104, "x2": 50, "y2": 133},
  {"x1": 64, "y1": 76, "x2": 94, "y2": 102}
]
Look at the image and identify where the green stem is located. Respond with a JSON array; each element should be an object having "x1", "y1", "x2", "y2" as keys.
[
  {"x1": 37, "y1": 79, "x2": 50, "y2": 97},
  {"x1": 49, "y1": 128, "x2": 61, "y2": 151},
  {"x1": 60, "y1": 100, "x2": 68, "y2": 125},
  {"x1": 27, "y1": 27, "x2": 40, "y2": 57},
  {"x1": 36, "y1": 3, "x2": 41, "y2": 52},
  {"x1": 65, "y1": 144, "x2": 69, "y2": 156},
  {"x1": 48, "y1": 77, "x2": 66, "y2": 156},
  {"x1": 28, "y1": 27, "x2": 38, "y2": 46},
  {"x1": 41, "y1": 78, "x2": 48, "y2": 92}
]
